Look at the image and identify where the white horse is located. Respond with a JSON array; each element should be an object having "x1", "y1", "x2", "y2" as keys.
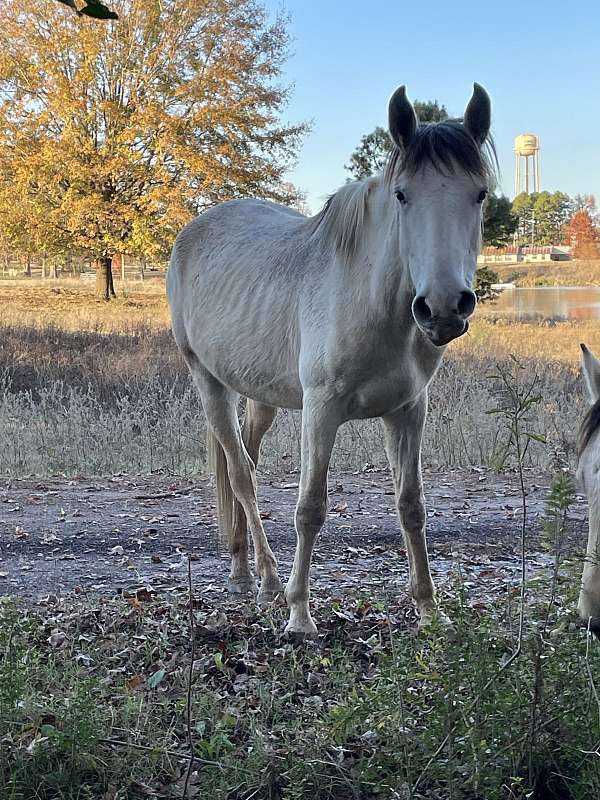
[
  {"x1": 577, "y1": 344, "x2": 600, "y2": 634},
  {"x1": 167, "y1": 83, "x2": 494, "y2": 635}
]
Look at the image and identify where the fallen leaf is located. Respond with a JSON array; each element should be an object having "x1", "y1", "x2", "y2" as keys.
[
  {"x1": 331, "y1": 501, "x2": 348, "y2": 514},
  {"x1": 147, "y1": 668, "x2": 166, "y2": 689}
]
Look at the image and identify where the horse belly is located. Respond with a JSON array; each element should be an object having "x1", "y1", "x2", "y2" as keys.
[
  {"x1": 215, "y1": 352, "x2": 303, "y2": 409},
  {"x1": 185, "y1": 292, "x2": 303, "y2": 408}
]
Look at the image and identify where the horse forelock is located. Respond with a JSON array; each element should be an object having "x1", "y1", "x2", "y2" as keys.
[
  {"x1": 578, "y1": 397, "x2": 600, "y2": 461},
  {"x1": 384, "y1": 120, "x2": 498, "y2": 190}
]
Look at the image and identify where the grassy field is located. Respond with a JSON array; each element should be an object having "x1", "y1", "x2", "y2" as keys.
[{"x1": 0, "y1": 280, "x2": 595, "y2": 476}]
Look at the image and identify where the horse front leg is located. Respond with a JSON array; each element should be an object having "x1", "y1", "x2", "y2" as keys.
[
  {"x1": 382, "y1": 394, "x2": 438, "y2": 627},
  {"x1": 285, "y1": 393, "x2": 338, "y2": 635}
]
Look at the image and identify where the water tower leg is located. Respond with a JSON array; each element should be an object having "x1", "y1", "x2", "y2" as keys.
[{"x1": 534, "y1": 151, "x2": 540, "y2": 193}]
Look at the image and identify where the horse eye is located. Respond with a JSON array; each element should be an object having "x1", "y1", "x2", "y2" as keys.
[
  {"x1": 477, "y1": 189, "x2": 488, "y2": 204},
  {"x1": 395, "y1": 190, "x2": 407, "y2": 205}
]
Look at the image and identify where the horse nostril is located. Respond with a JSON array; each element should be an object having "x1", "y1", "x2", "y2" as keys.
[
  {"x1": 457, "y1": 290, "x2": 477, "y2": 319},
  {"x1": 413, "y1": 296, "x2": 433, "y2": 325}
]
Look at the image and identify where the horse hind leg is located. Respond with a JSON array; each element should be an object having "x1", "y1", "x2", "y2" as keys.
[
  {"x1": 191, "y1": 364, "x2": 282, "y2": 601},
  {"x1": 227, "y1": 400, "x2": 278, "y2": 595}
]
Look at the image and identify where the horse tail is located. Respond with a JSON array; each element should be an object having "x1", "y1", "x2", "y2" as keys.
[{"x1": 207, "y1": 430, "x2": 234, "y2": 546}]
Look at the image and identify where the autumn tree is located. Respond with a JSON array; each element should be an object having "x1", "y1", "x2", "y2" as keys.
[
  {"x1": 572, "y1": 194, "x2": 599, "y2": 226},
  {"x1": 567, "y1": 210, "x2": 599, "y2": 259},
  {"x1": 345, "y1": 100, "x2": 449, "y2": 180},
  {"x1": 0, "y1": 0, "x2": 305, "y2": 298}
]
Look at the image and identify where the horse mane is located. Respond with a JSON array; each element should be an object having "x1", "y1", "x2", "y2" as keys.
[
  {"x1": 308, "y1": 119, "x2": 498, "y2": 261},
  {"x1": 577, "y1": 397, "x2": 600, "y2": 460},
  {"x1": 307, "y1": 177, "x2": 378, "y2": 261}
]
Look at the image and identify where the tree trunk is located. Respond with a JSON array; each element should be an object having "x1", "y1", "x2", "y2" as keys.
[
  {"x1": 95, "y1": 256, "x2": 115, "y2": 300},
  {"x1": 108, "y1": 261, "x2": 116, "y2": 297},
  {"x1": 41, "y1": 254, "x2": 46, "y2": 279},
  {"x1": 23, "y1": 253, "x2": 31, "y2": 276}
]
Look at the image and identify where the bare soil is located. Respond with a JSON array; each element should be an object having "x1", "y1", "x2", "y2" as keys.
[{"x1": 0, "y1": 468, "x2": 589, "y2": 603}]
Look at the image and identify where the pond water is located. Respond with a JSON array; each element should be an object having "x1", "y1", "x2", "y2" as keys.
[{"x1": 492, "y1": 286, "x2": 600, "y2": 321}]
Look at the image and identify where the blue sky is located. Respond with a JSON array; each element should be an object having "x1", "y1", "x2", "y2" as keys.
[{"x1": 263, "y1": 0, "x2": 600, "y2": 213}]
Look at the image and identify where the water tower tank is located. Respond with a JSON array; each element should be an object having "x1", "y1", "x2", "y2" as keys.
[
  {"x1": 514, "y1": 133, "x2": 539, "y2": 156},
  {"x1": 514, "y1": 133, "x2": 540, "y2": 195}
]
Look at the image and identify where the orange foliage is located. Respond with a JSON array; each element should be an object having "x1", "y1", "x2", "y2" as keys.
[
  {"x1": 567, "y1": 210, "x2": 600, "y2": 259},
  {"x1": 0, "y1": 0, "x2": 306, "y2": 264}
]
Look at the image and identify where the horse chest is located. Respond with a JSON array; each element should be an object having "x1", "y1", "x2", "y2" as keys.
[{"x1": 343, "y1": 366, "x2": 430, "y2": 420}]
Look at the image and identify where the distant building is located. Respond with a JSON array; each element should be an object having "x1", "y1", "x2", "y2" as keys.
[{"x1": 478, "y1": 245, "x2": 571, "y2": 264}]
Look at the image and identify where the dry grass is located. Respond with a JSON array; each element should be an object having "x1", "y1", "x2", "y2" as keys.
[
  {"x1": 0, "y1": 278, "x2": 170, "y2": 331},
  {"x1": 494, "y1": 258, "x2": 600, "y2": 287},
  {"x1": 0, "y1": 280, "x2": 589, "y2": 477},
  {"x1": 458, "y1": 312, "x2": 600, "y2": 365}
]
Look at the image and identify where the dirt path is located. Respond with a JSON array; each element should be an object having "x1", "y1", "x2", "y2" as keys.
[{"x1": 0, "y1": 468, "x2": 589, "y2": 602}]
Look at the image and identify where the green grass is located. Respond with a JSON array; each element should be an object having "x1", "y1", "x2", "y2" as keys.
[{"x1": 2, "y1": 563, "x2": 600, "y2": 799}]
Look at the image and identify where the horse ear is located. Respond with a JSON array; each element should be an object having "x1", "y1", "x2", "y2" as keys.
[
  {"x1": 581, "y1": 343, "x2": 600, "y2": 404},
  {"x1": 389, "y1": 85, "x2": 418, "y2": 150},
  {"x1": 463, "y1": 82, "x2": 491, "y2": 145}
]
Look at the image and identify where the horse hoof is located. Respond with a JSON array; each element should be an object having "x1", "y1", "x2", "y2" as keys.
[
  {"x1": 284, "y1": 624, "x2": 318, "y2": 641},
  {"x1": 284, "y1": 628, "x2": 318, "y2": 643},
  {"x1": 284, "y1": 615, "x2": 318, "y2": 638},
  {"x1": 418, "y1": 609, "x2": 455, "y2": 633},
  {"x1": 257, "y1": 588, "x2": 285, "y2": 606},
  {"x1": 257, "y1": 576, "x2": 284, "y2": 606},
  {"x1": 227, "y1": 576, "x2": 258, "y2": 595}
]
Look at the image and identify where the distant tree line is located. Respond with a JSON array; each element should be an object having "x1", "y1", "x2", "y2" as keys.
[{"x1": 512, "y1": 192, "x2": 599, "y2": 257}]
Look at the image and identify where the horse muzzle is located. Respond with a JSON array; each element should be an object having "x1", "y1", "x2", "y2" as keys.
[
  {"x1": 412, "y1": 291, "x2": 475, "y2": 347},
  {"x1": 418, "y1": 316, "x2": 469, "y2": 347}
]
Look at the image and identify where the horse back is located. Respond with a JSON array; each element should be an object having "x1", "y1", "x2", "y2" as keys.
[{"x1": 167, "y1": 199, "x2": 310, "y2": 407}]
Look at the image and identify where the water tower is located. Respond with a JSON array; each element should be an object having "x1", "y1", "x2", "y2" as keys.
[{"x1": 514, "y1": 133, "x2": 540, "y2": 195}]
